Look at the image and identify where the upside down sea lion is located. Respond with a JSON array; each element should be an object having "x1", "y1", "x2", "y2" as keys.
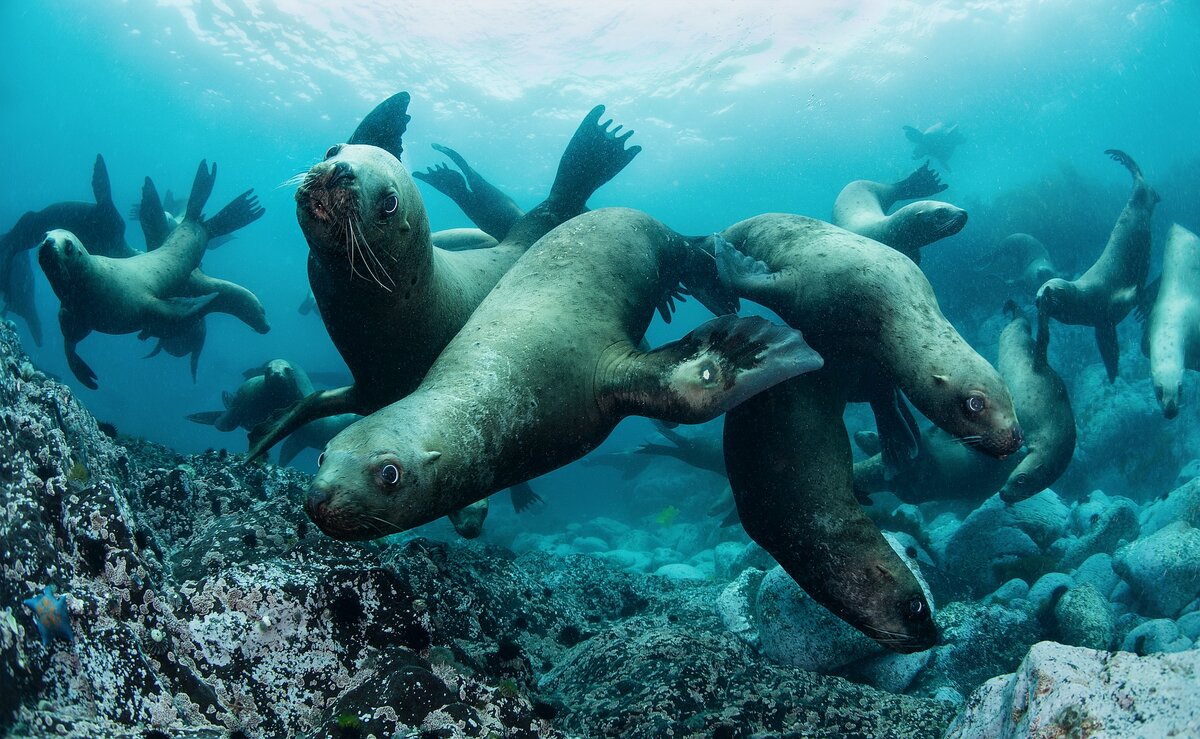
[
  {"x1": 306, "y1": 207, "x2": 822, "y2": 541},
  {"x1": 247, "y1": 92, "x2": 642, "y2": 458},
  {"x1": 1144, "y1": 224, "x2": 1200, "y2": 418},
  {"x1": 715, "y1": 214, "x2": 1022, "y2": 652},
  {"x1": 902, "y1": 123, "x2": 964, "y2": 171},
  {"x1": 1036, "y1": 150, "x2": 1159, "y2": 382},
  {"x1": 38, "y1": 161, "x2": 264, "y2": 388},
  {"x1": 831, "y1": 162, "x2": 967, "y2": 265}
]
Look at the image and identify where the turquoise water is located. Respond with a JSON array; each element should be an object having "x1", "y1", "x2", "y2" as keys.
[{"x1": 1, "y1": 0, "x2": 1198, "y2": 523}]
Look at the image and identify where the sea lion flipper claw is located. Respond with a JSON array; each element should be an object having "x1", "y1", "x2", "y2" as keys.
[
  {"x1": 509, "y1": 481, "x2": 544, "y2": 514},
  {"x1": 892, "y1": 161, "x2": 948, "y2": 200},
  {"x1": 65, "y1": 340, "x2": 98, "y2": 390},
  {"x1": 204, "y1": 189, "x2": 265, "y2": 240}
]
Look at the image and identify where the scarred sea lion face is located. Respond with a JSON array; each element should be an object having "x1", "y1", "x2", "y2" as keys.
[
  {"x1": 295, "y1": 143, "x2": 430, "y2": 285},
  {"x1": 37, "y1": 229, "x2": 90, "y2": 300}
]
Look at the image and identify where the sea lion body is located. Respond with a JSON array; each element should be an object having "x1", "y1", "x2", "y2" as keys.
[
  {"x1": 1147, "y1": 224, "x2": 1200, "y2": 418},
  {"x1": 978, "y1": 233, "x2": 1059, "y2": 293},
  {"x1": 831, "y1": 163, "x2": 967, "y2": 264},
  {"x1": 1036, "y1": 150, "x2": 1159, "y2": 381},
  {"x1": 852, "y1": 426, "x2": 1015, "y2": 503},
  {"x1": 190, "y1": 360, "x2": 313, "y2": 433},
  {"x1": 717, "y1": 214, "x2": 1021, "y2": 652},
  {"x1": 902, "y1": 123, "x2": 964, "y2": 170},
  {"x1": 306, "y1": 207, "x2": 820, "y2": 540},
  {"x1": 995, "y1": 302, "x2": 1076, "y2": 502}
]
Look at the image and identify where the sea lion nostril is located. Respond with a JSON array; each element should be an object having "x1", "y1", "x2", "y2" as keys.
[
  {"x1": 329, "y1": 160, "x2": 355, "y2": 187},
  {"x1": 305, "y1": 487, "x2": 331, "y2": 516}
]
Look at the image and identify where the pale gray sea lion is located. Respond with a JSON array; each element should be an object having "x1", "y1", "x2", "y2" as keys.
[
  {"x1": 831, "y1": 162, "x2": 967, "y2": 265},
  {"x1": 305, "y1": 207, "x2": 821, "y2": 541},
  {"x1": 716, "y1": 214, "x2": 1022, "y2": 652},
  {"x1": 1036, "y1": 150, "x2": 1158, "y2": 382},
  {"x1": 902, "y1": 122, "x2": 964, "y2": 171},
  {"x1": 248, "y1": 92, "x2": 641, "y2": 458},
  {"x1": 37, "y1": 161, "x2": 264, "y2": 388},
  {"x1": 1144, "y1": 224, "x2": 1200, "y2": 418}
]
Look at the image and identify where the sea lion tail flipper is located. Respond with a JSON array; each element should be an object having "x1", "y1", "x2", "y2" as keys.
[
  {"x1": 349, "y1": 91, "x2": 411, "y2": 161},
  {"x1": 187, "y1": 411, "x2": 223, "y2": 426},
  {"x1": 870, "y1": 387, "x2": 920, "y2": 480},
  {"x1": 204, "y1": 189, "x2": 265, "y2": 240},
  {"x1": 509, "y1": 481, "x2": 544, "y2": 514},
  {"x1": 547, "y1": 104, "x2": 641, "y2": 212},
  {"x1": 65, "y1": 339, "x2": 98, "y2": 390},
  {"x1": 298, "y1": 293, "x2": 317, "y2": 315},
  {"x1": 143, "y1": 340, "x2": 164, "y2": 358},
  {"x1": 139, "y1": 177, "x2": 172, "y2": 250},
  {"x1": 892, "y1": 160, "x2": 948, "y2": 200},
  {"x1": 247, "y1": 386, "x2": 358, "y2": 461},
  {"x1": 185, "y1": 160, "x2": 217, "y2": 221},
  {"x1": 92, "y1": 154, "x2": 114, "y2": 207},
  {"x1": 1095, "y1": 323, "x2": 1120, "y2": 383},
  {"x1": 605, "y1": 315, "x2": 823, "y2": 424}
]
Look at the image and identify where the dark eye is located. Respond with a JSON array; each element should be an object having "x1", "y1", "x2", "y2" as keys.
[
  {"x1": 1014, "y1": 473, "x2": 1027, "y2": 486},
  {"x1": 380, "y1": 463, "x2": 400, "y2": 486},
  {"x1": 382, "y1": 194, "x2": 399, "y2": 215},
  {"x1": 317, "y1": 452, "x2": 325, "y2": 467},
  {"x1": 324, "y1": 144, "x2": 341, "y2": 160},
  {"x1": 965, "y1": 395, "x2": 985, "y2": 414},
  {"x1": 64, "y1": 240, "x2": 76, "y2": 255},
  {"x1": 908, "y1": 598, "x2": 924, "y2": 615}
]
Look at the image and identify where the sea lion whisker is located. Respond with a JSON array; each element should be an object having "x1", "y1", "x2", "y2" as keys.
[
  {"x1": 278, "y1": 171, "x2": 311, "y2": 189},
  {"x1": 349, "y1": 219, "x2": 393, "y2": 292},
  {"x1": 344, "y1": 217, "x2": 373, "y2": 286},
  {"x1": 353, "y1": 218, "x2": 396, "y2": 288}
]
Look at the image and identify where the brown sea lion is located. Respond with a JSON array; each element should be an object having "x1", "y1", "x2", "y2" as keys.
[
  {"x1": 1036, "y1": 150, "x2": 1159, "y2": 382},
  {"x1": 305, "y1": 207, "x2": 821, "y2": 541}
]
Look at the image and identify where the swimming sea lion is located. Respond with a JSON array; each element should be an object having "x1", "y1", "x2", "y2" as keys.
[
  {"x1": 1036, "y1": 150, "x2": 1159, "y2": 382},
  {"x1": 1144, "y1": 224, "x2": 1200, "y2": 418},
  {"x1": 831, "y1": 162, "x2": 967, "y2": 265},
  {"x1": 995, "y1": 301, "x2": 1075, "y2": 502},
  {"x1": 305, "y1": 207, "x2": 822, "y2": 540},
  {"x1": 902, "y1": 123, "x2": 964, "y2": 171},
  {"x1": 715, "y1": 214, "x2": 1022, "y2": 652},
  {"x1": 0, "y1": 154, "x2": 136, "y2": 345},
  {"x1": 188, "y1": 359, "x2": 312, "y2": 432},
  {"x1": 248, "y1": 92, "x2": 642, "y2": 458},
  {"x1": 852, "y1": 424, "x2": 1014, "y2": 504},
  {"x1": 38, "y1": 161, "x2": 265, "y2": 388},
  {"x1": 976, "y1": 233, "x2": 1059, "y2": 294},
  {"x1": 414, "y1": 143, "x2": 525, "y2": 241}
]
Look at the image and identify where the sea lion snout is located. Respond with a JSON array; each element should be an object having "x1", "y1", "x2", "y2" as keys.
[{"x1": 304, "y1": 483, "x2": 332, "y2": 519}]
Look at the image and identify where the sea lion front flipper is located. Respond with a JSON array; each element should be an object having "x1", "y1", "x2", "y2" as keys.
[
  {"x1": 601, "y1": 314, "x2": 823, "y2": 424},
  {"x1": 870, "y1": 387, "x2": 920, "y2": 480},
  {"x1": 247, "y1": 385, "x2": 359, "y2": 461},
  {"x1": 413, "y1": 162, "x2": 470, "y2": 200},
  {"x1": 138, "y1": 177, "x2": 172, "y2": 251},
  {"x1": 278, "y1": 434, "x2": 305, "y2": 467},
  {"x1": 1136, "y1": 276, "x2": 1161, "y2": 323},
  {"x1": 902, "y1": 125, "x2": 923, "y2": 144},
  {"x1": 92, "y1": 154, "x2": 114, "y2": 207},
  {"x1": 187, "y1": 411, "x2": 223, "y2": 426},
  {"x1": 547, "y1": 104, "x2": 642, "y2": 212},
  {"x1": 64, "y1": 337, "x2": 98, "y2": 390},
  {"x1": 203, "y1": 189, "x2": 265, "y2": 240},
  {"x1": 509, "y1": 481, "x2": 544, "y2": 514},
  {"x1": 348, "y1": 91, "x2": 411, "y2": 162},
  {"x1": 1096, "y1": 322, "x2": 1120, "y2": 383},
  {"x1": 891, "y1": 161, "x2": 948, "y2": 201},
  {"x1": 417, "y1": 144, "x2": 525, "y2": 241}
]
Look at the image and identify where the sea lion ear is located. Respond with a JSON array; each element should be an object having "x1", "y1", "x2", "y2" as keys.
[
  {"x1": 423, "y1": 450, "x2": 441, "y2": 464},
  {"x1": 932, "y1": 374, "x2": 950, "y2": 385}
]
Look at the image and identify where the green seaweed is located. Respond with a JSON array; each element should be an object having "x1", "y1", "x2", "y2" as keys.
[
  {"x1": 655, "y1": 505, "x2": 680, "y2": 527},
  {"x1": 497, "y1": 678, "x2": 519, "y2": 699},
  {"x1": 335, "y1": 712, "x2": 362, "y2": 729},
  {"x1": 66, "y1": 458, "x2": 89, "y2": 484}
]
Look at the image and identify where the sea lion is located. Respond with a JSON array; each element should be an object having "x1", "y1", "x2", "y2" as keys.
[
  {"x1": 715, "y1": 214, "x2": 1022, "y2": 652},
  {"x1": 1036, "y1": 150, "x2": 1159, "y2": 382},
  {"x1": 1144, "y1": 224, "x2": 1200, "y2": 418},
  {"x1": 248, "y1": 92, "x2": 642, "y2": 457},
  {"x1": 0, "y1": 154, "x2": 136, "y2": 345},
  {"x1": 995, "y1": 301, "x2": 1075, "y2": 502},
  {"x1": 305, "y1": 207, "x2": 822, "y2": 540},
  {"x1": 852, "y1": 424, "x2": 1014, "y2": 504},
  {"x1": 902, "y1": 123, "x2": 964, "y2": 171},
  {"x1": 414, "y1": 143, "x2": 525, "y2": 241},
  {"x1": 831, "y1": 162, "x2": 967, "y2": 265},
  {"x1": 976, "y1": 233, "x2": 1060, "y2": 294},
  {"x1": 38, "y1": 161, "x2": 265, "y2": 388},
  {"x1": 189, "y1": 359, "x2": 312, "y2": 432}
]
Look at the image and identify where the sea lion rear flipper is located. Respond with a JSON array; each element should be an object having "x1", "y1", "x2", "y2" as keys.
[
  {"x1": 902, "y1": 125, "x2": 923, "y2": 144},
  {"x1": 187, "y1": 411, "x2": 223, "y2": 426},
  {"x1": 1096, "y1": 322, "x2": 1120, "y2": 382},
  {"x1": 891, "y1": 161, "x2": 948, "y2": 201},
  {"x1": 547, "y1": 104, "x2": 641, "y2": 212},
  {"x1": 65, "y1": 339, "x2": 98, "y2": 390},
  {"x1": 509, "y1": 481, "x2": 544, "y2": 514},
  {"x1": 204, "y1": 189, "x2": 265, "y2": 240},
  {"x1": 247, "y1": 385, "x2": 359, "y2": 461},
  {"x1": 348, "y1": 91, "x2": 411, "y2": 161},
  {"x1": 1136, "y1": 276, "x2": 1161, "y2": 323},
  {"x1": 278, "y1": 435, "x2": 305, "y2": 467},
  {"x1": 416, "y1": 144, "x2": 524, "y2": 241},
  {"x1": 602, "y1": 314, "x2": 823, "y2": 424},
  {"x1": 870, "y1": 387, "x2": 920, "y2": 480},
  {"x1": 185, "y1": 160, "x2": 216, "y2": 221},
  {"x1": 92, "y1": 154, "x2": 114, "y2": 207},
  {"x1": 138, "y1": 177, "x2": 172, "y2": 251}
]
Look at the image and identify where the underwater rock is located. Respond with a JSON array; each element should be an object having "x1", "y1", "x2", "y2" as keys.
[
  {"x1": 716, "y1": 567, "x2": 766, "y2": 647},
  {"x1": 652, "y1": 563, "x2": 707, "y2": 582},
  {"x1": 1112, "y1": 521, "x2": 1200, "y2": 618},
  {"x1": 911, "y1": 600, "x2": 1043, "y2": 700},
  {"x1": 1141, "y1": 476, "x2": 1200, "y2": 535},
  {"x1": 1069, "y1": 552, "x2": 1121, "y2": 599},
  {"x1": 1121, "y1": 618, "x2": 1193, "y2": 655},
  {"x1": 1052, "y1": 583, "x2": 1114, "y2": 650},
  {"x1": 940, "y1": 495, "x2": 1046, "y2": 595},
  {"x1": 986, "y1": 578, "x2": 1030, "y2": 606},
  {"x1": 946, "y1": 641, "x2": 1200, "y2": 738},
  {"x1": 1053, "y1": 490, "x2": 1141, "y2": 570}
]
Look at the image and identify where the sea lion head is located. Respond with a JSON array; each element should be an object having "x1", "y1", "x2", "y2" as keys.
[
  {"x1": 847, "y1": 563, "x2": 938, "y2": 654},
  {"x1": 898, "y1": 201, "x2": 968, "y2": 247},
  {"x1": 305, "y1": 409, "x2": 447, "y2": 540},
  {"x1": 924, "y1": 368, "x2": 1023, "y2": 460},
  {"x1": 446, "y1": 498, "x2": 489, "y2": 539},
  {"x1": 296, "y1": 143, "x2": 430, "y2": 282},
  {"x1": 37, "y1": 229, "x2": 90, "y2": 298},
  {"x1": 1153, "y1": 368, "x2": 1184, "y2": 420},
  {"x1": 1034, "y1": 277, "x2": 1075, "y2": 318}
]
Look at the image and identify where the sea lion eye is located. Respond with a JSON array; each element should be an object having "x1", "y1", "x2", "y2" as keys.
[
  {"x1": 964, "y1": 395, "x2": 985, "y2": 415},
  {"x1": 383, "y1": 194, "x2": 399, "y2": 215},
  {"x1": 317, "y1": 452, "x2": 325, "y2": 467},
  {"x1": 380, "y1": 463, "x2": 401, "y2": 486},
  {"x1": 324, "y1": 144, "x2": 341, "y2": 160},
  {"x1": 1014, "y1": 473, "x2": 1027, "y2": 486},
  {"x1": 908, "y1": 598, "x2": 924, "y2": 616},
  {"x1": 64, "y1": 240, "x2": 76, "y2": 255}
]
